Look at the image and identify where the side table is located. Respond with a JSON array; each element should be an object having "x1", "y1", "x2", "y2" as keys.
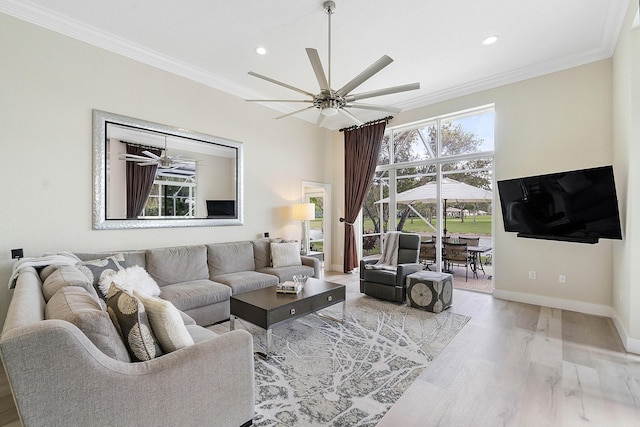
[{"x1": 406, "y1": 271, "x2": 453, "y2": 313}]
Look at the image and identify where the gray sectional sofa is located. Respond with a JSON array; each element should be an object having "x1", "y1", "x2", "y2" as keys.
[{"x1": 0, "y1": 238, "x2": 320, "y2": 427}]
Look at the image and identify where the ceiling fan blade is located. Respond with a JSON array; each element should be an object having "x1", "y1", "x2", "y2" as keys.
[
  {"x1": 345, "y1": 103, "x2": 402, "y2": 113},
  {"x1": 345, "y1": 82, "x2": 420, "y2": 102},
  {"x1": 306, "y1": 48, "x2": 330, "y2": 92},
  {"x1": 137, "y1": 161, "x2": 159, "y2": 166},
  {"x1": 336, "y1": 55, "x2": 393, "y2": 97},
  {"x1": 142, "y1": 150, "x2": 161, "y2": 159},
  {"x1": 275, "y1": 105, "x2": 316, "y2": 120},
  {"x1": 248, "y1": 71, "x2": 315, "y2": 98},
  {"x1": 246, "y1": 99, "x2": 313, "y2": 103},
  {"x1": 119, "y1": 153, "x2": 151, "y2": 161},
  {"x1": 339, "y1": 108, "x2": 364, "y2": 126},
  {"x1": 316, "y1": 113, "x2": 327, "y2": 127}
]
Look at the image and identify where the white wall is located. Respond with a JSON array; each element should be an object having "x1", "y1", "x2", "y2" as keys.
[
  {"x1": 612, "y1": 1, "x2": 640, "y2": 352},
  {"x1": 332, "y1": 59, "x2": 616, "y2": 313},
  {"x1": 0, "y1": 13, "x2": 332, "y2": 327}
]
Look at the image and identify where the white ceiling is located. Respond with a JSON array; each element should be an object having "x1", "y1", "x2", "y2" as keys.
[{"x1": 0, "y1": 0, "x2": 630, "y2": 129}]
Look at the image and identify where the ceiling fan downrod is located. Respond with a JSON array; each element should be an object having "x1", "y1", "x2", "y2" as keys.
[{"x1": 324, "y1": 1, "x2": 335, "y2": 89}]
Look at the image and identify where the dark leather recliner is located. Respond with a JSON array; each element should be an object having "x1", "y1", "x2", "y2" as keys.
[{"x1": 359, "y1": 233, "x2": 423, "y2": 303}]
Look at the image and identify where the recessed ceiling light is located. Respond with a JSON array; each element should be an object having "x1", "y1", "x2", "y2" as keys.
[
  {"x1": 482, "y1": 35, "x2": 499, "y2": 46},
  {"x1": 255, "y1": 47, "x2": 267, "y2": 55}
]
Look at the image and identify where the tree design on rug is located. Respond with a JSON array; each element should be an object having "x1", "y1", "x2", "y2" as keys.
[{"x1": 222, "y1": 289, "x2": 469, "y2": 427}]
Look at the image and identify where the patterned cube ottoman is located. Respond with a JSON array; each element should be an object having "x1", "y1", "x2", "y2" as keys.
[{"x1": 405, "y1": 271, "x2": 453, "y2": 313}]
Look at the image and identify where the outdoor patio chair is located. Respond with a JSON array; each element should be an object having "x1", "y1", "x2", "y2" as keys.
[
  {"x1": 359, "y1": 233, "x2": 423, "y2": 303},
  {"x1": 444, "y1": 241, "x2": 470, "y2": 281},
  {"x1": 458, "y1": 237, "x2": 479, "y2": 246},
  {"x1": 419, "y1": 241, "x2": 437, "y2": 270}
]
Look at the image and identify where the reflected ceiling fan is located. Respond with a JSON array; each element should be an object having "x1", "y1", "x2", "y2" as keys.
[
  {"x1": 246, "y1": 1, "x2": 420, "y2": 127},
  {"x1": 119, "y1": 136, "x2": 196, "y2": 175}
]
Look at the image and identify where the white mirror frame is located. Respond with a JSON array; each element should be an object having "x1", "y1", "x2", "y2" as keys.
[{"x1": 92, "y1": 110, "x2": 243, "y2": 229}]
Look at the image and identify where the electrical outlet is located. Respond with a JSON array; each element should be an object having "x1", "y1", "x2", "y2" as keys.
[
  {"x1": 559, "y1": 274, "x2": 566, "y2": 283},
  {"x1": 528, "y1": 271, "x2": 536, "y2": 280},
  {"x1": 11, "y1": 248, "x2": 23, "y2": 259}
]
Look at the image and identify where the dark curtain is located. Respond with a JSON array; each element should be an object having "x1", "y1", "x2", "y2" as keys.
[
  {"x1": 342, "y1": 120, "x2": 388, "y2": 273},
  {"x1": 126, "y1": 144, "x2": 161, "y2": 219}
]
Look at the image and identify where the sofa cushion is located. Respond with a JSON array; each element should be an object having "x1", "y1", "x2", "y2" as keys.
[
  {"x1": 134, "y1": 292, "x2": 194, "y2": 352},
  {"x1": 257, "y1": 265, "x2": 316, "y2": 283},
  {"x1": 106, "y1": 283, "x2": 163, "y2": 362},
  {"x1": 211, "y1": 271, "x2": 278, "y2": 295},
  {"x1": 42, "y1": 265, "x2": 99, "y2": 303},
  {"x1": 98, "y1": 266, "x2": 161, "y2": 298},
  {"x1": 186, "y1": 324, "x2": 218, "y2": 343},
  {"x1": 45, "y1": 286, "x2": 131, "y2": 362},
  {"x1": 76, "y1": 254, "x2": 128, "y2": 296},
  {"x1": 159, "y1": 279, "x2": 231, "y2": 312},
  {"x1": 251, "y1": 239, "x2": 271, "y2": 270},
  {"x1": 207, "y1": 242, "x2": 255, "y2": 277},
  {"x1": 270, "y1": 242, "x2": 302, "y2": 268},
  {"x1": 146, "y1": 245, "x2": 209, "y2": 287}
]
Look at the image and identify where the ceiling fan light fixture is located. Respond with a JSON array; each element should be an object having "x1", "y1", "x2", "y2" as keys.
[
  {"x1": 321, "y1": 106, "x2": 339, "y2": 116},
  {"x1": 255, "y1": 46, "x2": 267, "y2": 55}
]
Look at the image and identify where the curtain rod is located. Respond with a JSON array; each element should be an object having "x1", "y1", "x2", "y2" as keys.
[
  {"x1": 339, "y1": 116, "x2": 393, "y2": 132},
  {"x1": 123, "y1": 141, "x2": 159, "y2": 151}
]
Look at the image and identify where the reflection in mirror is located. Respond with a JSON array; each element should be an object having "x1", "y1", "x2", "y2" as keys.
[{"x1": 93, "y1": 110, "x2": 243, "y2": 229}]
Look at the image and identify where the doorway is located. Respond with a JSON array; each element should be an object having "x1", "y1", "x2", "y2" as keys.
[{"x1": 302, "y1": 181, "x2": 331, "y2": 273}]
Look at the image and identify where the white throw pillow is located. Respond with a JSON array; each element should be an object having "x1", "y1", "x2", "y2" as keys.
[
  {"x1": 134, "y1": 291, "x2": 195, "y2": 352},
  {"x1": 98, "y1": 266, "x2": 161, "y2": 298},
  {"x1": 270, "y1": 242, "x2": 302, "y2": 268}
]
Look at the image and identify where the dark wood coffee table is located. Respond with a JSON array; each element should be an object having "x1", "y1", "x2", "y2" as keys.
[{"x1": 230, "y1": 278, "x2": 346, "y2": 355}]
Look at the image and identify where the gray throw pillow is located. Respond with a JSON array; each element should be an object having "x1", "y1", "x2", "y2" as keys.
[
  {"x1": 106, "y1": 283, "x2": 163, "y2": 362},
  {"x1": 42, "y1": 265, "x2": 99, "y2": 302},
  {"x1": 45, "y1": 286, "x2": 131, "y2": 362}
]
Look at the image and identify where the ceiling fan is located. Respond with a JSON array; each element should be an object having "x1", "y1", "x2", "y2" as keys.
[
  {"x1": 246, "y1": 1, "x2": 420, "y2": 127},
  {"x1": 119, "y1": 136, "x2": 196, "y2": 175}
]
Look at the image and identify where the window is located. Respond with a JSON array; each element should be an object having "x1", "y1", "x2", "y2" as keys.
[
  {"x1": 362, "y1": 105, "x2": 494, "y2": 257},
  {"x1": 142, "y1": 172, "x2": 196, "y2": 218}
]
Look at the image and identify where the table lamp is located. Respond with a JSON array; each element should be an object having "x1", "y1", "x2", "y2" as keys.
[{"x1": 292, "y1": 203, "x2": 315, "y2": 255}]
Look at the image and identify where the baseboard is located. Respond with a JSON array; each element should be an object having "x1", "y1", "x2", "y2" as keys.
[
  {"x1": 492, "y1": 289, "x2": 613, "y2": 317},
  {"x1": 610, "y1": 313, "x2": 640, "y2": 355},
  {"x1": 493, "y1": 289, "x2": 640, "y2": 355}
]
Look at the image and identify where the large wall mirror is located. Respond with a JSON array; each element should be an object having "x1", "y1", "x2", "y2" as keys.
[{"x1": 93, "y1": 110, "x2": 243, "y2": 229}]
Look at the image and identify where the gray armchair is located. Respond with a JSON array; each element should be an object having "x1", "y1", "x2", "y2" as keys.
[{"x1": 359, "y1": 233, "x2": 423, "y2": 303}]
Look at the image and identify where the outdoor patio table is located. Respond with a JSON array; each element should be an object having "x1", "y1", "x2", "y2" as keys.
[{"x1": 468, "y1": 245, "x2": 491, "y2": 278}]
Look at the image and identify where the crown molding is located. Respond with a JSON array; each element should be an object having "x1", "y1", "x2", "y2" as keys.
[{"x1": 0, "y1": 0, "x2": 255, "y2": 100}]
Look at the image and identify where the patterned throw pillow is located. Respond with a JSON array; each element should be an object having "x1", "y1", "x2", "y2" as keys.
[
  {"x1": 134, "y1": 291, "x2": 195, "y2": 352},
  {"x1": 77, "y1": 255, "x2": 128, "y2": 298},
  {"x1": 270, "y1": 242, "x2": 302, "y2": 268},
  {"x1": 106, "y1": 283, "x2": 163, "y2": 362}
]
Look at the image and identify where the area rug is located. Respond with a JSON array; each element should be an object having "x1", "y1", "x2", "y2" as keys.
[{"x1": 210, "y1": 286, "x2": 469, "y2": 426}]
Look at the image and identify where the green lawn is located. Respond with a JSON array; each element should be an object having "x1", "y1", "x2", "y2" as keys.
[{"x1": 363, "y1": 215, "x2": 492, "y2": 236}]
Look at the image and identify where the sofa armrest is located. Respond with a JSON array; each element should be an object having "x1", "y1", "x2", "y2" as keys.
[
  {"x1": 300, "y1": 255, "x2": 321, "y2": 278},
  {"x1": 395, "y1": 263, "x2": 425, "y2": 287},
  {"x1": 1, "y1": 321, "x2": 254, "y2": 427}
]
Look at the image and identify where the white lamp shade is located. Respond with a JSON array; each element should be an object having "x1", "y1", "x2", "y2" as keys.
[{"x1": 292, "y1": 203, "x2": 315, "y2": 221}]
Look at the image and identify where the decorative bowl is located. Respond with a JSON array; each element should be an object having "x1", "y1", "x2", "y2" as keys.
[{"x1": 293, "y1": 274, "x2": 309, "y2": 286}]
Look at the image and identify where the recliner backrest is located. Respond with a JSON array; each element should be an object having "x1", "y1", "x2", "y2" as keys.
[{"x1": 398, "y1": 233, "x2": 420, "y2": 264}]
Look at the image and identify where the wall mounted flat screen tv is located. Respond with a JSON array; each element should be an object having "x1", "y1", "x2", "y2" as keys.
[
  {"x1": 206, "y1": 200, "x2": 236, "y2": 219},
  {"x1": 497, "y1": 165, "x2": 622, "y2": 243}
]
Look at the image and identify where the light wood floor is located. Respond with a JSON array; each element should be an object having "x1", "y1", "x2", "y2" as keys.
[{"x1": 2, "y1": 273, "x2": 639, "y2": 426}]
